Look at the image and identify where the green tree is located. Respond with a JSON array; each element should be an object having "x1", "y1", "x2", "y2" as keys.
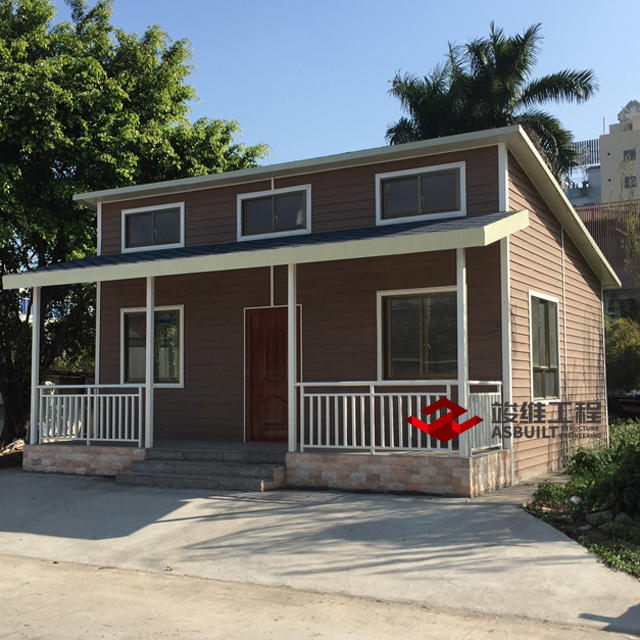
[
  {"x1": 0, "y1": 0, "x2": 268, "y2": 446},
  {"x1": 386, "y1": 23, "x2": 597, "y2": 177},
  {"x1": 605, "y1": 317, "x2": 640, "y2": 393}
]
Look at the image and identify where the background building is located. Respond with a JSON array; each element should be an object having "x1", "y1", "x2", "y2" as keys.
[{"x1": 565, "y1": 100, "x2": 640, "y2": 319}]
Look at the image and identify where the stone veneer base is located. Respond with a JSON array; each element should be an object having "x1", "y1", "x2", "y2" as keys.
[
  {"x1": 23, "y1": 444, "x2": 145, "y2": 477},
  {"x1": 22, "y1": 444, "x2": 512, "y2": 496},
  {"x1": 285, "y1": 449, "x2": 512, "y2": 497}
]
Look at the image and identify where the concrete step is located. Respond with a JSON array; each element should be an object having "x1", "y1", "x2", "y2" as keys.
[
  {"x1": 117, "y1": 471, "x2": 283, "y2": 492},
  {"x1": 130, "y1": 459, "x2": 284, "y2": 479},
  {"x1": 145, "y1": 448, "x2": 287, "y2": 465}
]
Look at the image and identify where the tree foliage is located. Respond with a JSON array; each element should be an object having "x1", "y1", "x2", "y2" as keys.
[
  {"x1": 386, "y1": 23, "x2": 597, "y2": 177},
  {"x1": 0, "y1": 0, "x2": 268, "y2": 445},
  {"x1": 605, "y1": 317, "x2": 640, "y2": 393}
]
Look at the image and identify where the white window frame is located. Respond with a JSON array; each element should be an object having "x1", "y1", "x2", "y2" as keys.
[
  {"x1": 375, "y1": 161, "x2": 466, "y2": 226},
  {"x1": 120, "y1": 304, "x2": 185, "y2": 388},
  {"x1": 376, "y1": 286, "x2": 457, "y2": 381},
  {"x1": 237, "y1": 184, "x2": 312, "y2": 241},
  {"x1": 528, "y1": 291, "x2": 561, "y2": 402},
  {"x1": 121, "y1": 202, "x2": 185, "y2": 253}
]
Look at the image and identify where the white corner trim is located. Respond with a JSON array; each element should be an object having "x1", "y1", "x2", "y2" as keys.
[
  {"x1": 120, "y1": 304, "x2": 185, "y2": 388},
  {"x1": 97, "y1": 201, "x2": 103, "y2": 256},
  {"x1": 237, "y1": 184, "x2": 312, "y2": 242},
  {"x1": 121, "y1": 202, "x2": 185, "y2": 253},
  {"x1": 499, "y1": 238, "x2": 512, "y2": 413},
  {"x1": 375, "y1": 161, "x2": 466, "y2": 226},
  {"x1": 498, "y1": 143, "x2": 509, "y2": 212}
]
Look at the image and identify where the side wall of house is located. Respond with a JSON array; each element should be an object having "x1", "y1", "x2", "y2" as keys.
[
  {"x1": 99, "y1": 147, "x2": 499, "y2": 255},
  {"x1": 508, "y1": 154, "x2": 605, "y2": 480},
  {"x1": 99, "y1": 246, "x2": 502, "y2": 441}
]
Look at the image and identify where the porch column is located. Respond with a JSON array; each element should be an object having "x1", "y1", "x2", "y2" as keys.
[
  {"x1": 287, "y1": 264, "x2": 297, "y2": 452},
  {"x1": 29, "y1": 286, "x2": 41, "y2": 445},
  {"x1": 456, "y1": 249, "x2": 471, "y2": 457},
  {"x1": 145, "y1": 276, "x2": 155, "y2": 449}
]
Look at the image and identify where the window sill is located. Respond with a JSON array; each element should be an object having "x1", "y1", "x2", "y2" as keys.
[
  {"x1": 121, "y1": 241, "x2": 185, "y2": 254},
  {"x1": 376, "y1": 211, "x2": 465, "y2": 226},
  {"x1": 237, "y1": 227, "x2": 311, "y2": 242}
]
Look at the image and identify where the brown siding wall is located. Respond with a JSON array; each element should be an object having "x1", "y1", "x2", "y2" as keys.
[
  {"x1": 508, "y1": 154, "x2": 605, "y2": 480},
  {"x1": 100, "y1": 147, "x2": 499, "y2": 255},
  {"x1": 100, "y1": 249, "x2": 501, "y2": 441}
]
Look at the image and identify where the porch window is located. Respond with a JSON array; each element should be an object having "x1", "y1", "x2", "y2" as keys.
[
  {"x1": 238, "y1": 186, "x2": 311, "y2": 240},
  {"x1": 123, "y1": 307, "x2": 183, "y2": 385},
  {"x1": 376, "y1": 163, "x2": 465, "y2": 225},
  {"x1": 382, "y1": 292, "x2": 457, "y2": 379},
  {"x1": 122, "y1": 203, "x2": 184, "y2": 251},
  {"x1": 531, "y1": 296, "x2": 559, "y2": 399}
]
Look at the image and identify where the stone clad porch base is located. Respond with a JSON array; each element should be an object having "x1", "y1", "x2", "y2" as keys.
[
  {"x1": 285, "y1": 449, "x2": 512, "y2": 497},
  {"x1": 23, "y1": 444, "x2": 145, "y2": 477}
]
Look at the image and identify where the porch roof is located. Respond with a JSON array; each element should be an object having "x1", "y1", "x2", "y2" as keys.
[{"x1": 3, "y1": 209, "x2": 528, "y2": 289}]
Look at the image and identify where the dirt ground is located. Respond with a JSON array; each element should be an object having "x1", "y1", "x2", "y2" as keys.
[{"x1": 0, "y1": 554, "x2": 632, "y2": 640}]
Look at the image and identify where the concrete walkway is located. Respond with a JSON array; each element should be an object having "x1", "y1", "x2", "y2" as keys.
[{"x1": 1, "y1": 468, "x2": 639, "y2": 635}]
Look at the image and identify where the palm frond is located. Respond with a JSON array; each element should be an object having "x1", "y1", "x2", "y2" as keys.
[
  {"x1": 385, "y1": 117, "x2": 420, "y2": 145},
  {"x1": 516, "y1": 109, "x2": 577, "y2": 176},
  {"x1": 520, "y1": 69, "x2": 599, "y2": 107}
]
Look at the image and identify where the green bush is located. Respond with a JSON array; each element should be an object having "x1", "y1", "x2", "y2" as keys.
[
  {"x1": 531, "y1": 481, "x2": 571, "y2": 506},
  {"x1": 609, "y1": 418, "x2": 640, "y2": 447},
  {"x1": 565, "y1": 440, "x2": 640, "y2": 517},
  {"x1": 606, "y1": 317, "x2": 640, "y2": 393},
  {"x1": 592, "y1": 445, "x2": 640, "y2": 517}
]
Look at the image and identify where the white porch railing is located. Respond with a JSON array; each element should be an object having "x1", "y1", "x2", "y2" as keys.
[
  {"x1": 468, "y1": 382, "x2": 503, "y2": 451},
  {"x1": 36, "y1": 385, "x2": 144, "y2": 446},
  {"x1": 297, "y1": 380, "x2": 502, "y2": 455}
]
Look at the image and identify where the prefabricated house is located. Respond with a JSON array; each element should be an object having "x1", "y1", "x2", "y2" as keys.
[{"x1": 3, "y1": 125, "x2": 620, "y2": 496}]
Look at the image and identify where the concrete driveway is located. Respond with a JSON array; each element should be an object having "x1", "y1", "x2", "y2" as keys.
[{"x1": 1, "y1": 468, "x2": 639, "y2": 635}]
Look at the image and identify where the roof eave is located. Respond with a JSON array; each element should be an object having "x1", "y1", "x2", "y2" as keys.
[
  {"x1": 73, "y1": 126, "x2": 523, "y2": 211},
  {"x1": 2, "y1": 210, "x2": 529, "y2": 290},
  {"x1": 505, "y1": 131, "x2": 621, "y2": 290}
]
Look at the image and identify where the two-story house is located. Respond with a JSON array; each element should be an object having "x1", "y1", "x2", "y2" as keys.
[{"x1": 3, "y1": 125, "x2": 620, "y2": 496}]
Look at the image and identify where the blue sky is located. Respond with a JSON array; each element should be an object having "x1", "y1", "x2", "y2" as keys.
[{"x1": 53, "y1": 0, "x2": 635, "y2": 166}]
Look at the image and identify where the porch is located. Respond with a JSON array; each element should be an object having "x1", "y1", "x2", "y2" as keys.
[{"x1": 13, "y1": 212, "x2": 524, "y2": 495}]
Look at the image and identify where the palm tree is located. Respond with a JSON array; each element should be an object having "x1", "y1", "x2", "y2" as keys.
[{"x1": 386, "y1": 23, "x2": 598, "y2": 177}]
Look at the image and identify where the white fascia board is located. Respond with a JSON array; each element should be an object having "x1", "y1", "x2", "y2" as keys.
[
  {"x1": 506, "y1": 132, "x2": 621, "y2": 290},
  {"x1": 2, "y1": 210, "x2": 529, "y2": 290}
]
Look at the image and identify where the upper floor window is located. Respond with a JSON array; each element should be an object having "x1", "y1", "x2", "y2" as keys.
[
  {"x1": 624, "y1": 176, "x2": 637, "y2": 190},
  {"x1": 623, "y1": 149, "x2": 636, "y2": 162},
  {"x1": 530, "y1": 294, "x2": 559, "y2": 400},
  {"x1": 122, "y1": 203, "x2": 184, "y2": 252},
  {"x1": 376, "y1": 162, "x2": 465, "y2": 225},
  {"x1": 238, "y1": 185, "x2": 311, "y2": 240}
]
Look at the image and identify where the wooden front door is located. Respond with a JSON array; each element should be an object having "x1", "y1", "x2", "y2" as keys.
[{"x1": 246, "y1": 307, "x2": 296, "y2": 442}]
